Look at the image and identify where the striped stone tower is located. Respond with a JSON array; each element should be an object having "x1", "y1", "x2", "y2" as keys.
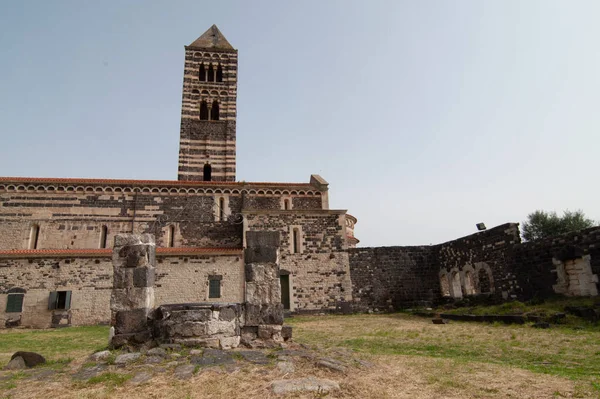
[{"x1": 177, "y1": 25, "x2": 237, "y2": 181}]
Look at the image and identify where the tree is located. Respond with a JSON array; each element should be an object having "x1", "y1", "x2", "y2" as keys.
[{"x1": 521, "y1": 210, "x2": 595, "y2": 241}]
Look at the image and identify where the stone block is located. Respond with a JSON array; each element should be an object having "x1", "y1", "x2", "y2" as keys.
[
  {"x1": 245, "y1": 303, "x2": 284, "y2": 326},
  {"x1": 110, "y1": 288, "x2": 155, "y2": 311},
  {"x1": 173, "y1": 338, "x2": 220, "y2": 348},
  {"x1": 11, "y1": 352, "x2": 46, "y2": 368},
  {"x1": 246, "y1": 231, "x2": 280, "y2": 248},
  {"x1": 133, "y1": 266, "x2": 155, "y2": 288},
  {"x1": 219, "y1": 336, "x2": 241, "y2": 349},
  {"x1": 245, "y1": 247, "x2": 278, "y2": 264},
  {"x1": 281, "y1": 325, "x2": 293, "y2": 341},
  {"x1": 118, "y1": 244, "x2": 150, "y2": 268},
  {"x1": 219, "y1": 307, "x2": 237, "y2": 322},
  {"x1": 258, "y1": 324, "x2": 282, "y2": 340},
  {"x1": 206, "y1": 320, "x2": 236, "y2": 336},
  {"x1": 168, "y1": 309, "x2": 212, "y2": 323},
  {"x1": 169, "y1": 321, "x2": 207, "y2": 337},
  {"x1": 114, "y1": 308, "x2": 149, "y2": 334}
]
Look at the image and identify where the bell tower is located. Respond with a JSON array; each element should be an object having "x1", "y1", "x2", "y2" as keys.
[{"x1": 177, "y1": 25, "x2": 237, "y2": 181}]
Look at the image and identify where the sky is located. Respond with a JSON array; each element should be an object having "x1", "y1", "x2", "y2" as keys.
[{"x1": 1, "y1": 1, "x2": 599, "y2": 247}]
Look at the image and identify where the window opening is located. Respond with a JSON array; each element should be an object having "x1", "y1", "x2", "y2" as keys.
[
  {"x1": 292, "y1": 228, "x2": 300, "y2": 254},
  {"x1": 200, "y1": 100, "x2": 209, "y2": 120},
  {"x1": 219, "y1": 197, "x2": 225, "y2": 221},
  {"x1": 216, "y1": 64, "x2": 223, "y2": 82},
  {"x1": 48, "y1": 291, "x2": 72, "y2": 310},
  {"x1": 168, "y1": 225, "x2": 175, "y2": 248},
  {"x1": 6, "y1": 294, "x2": 24, "y2": 313},
  {"x1": 199, "y1": 63, "x2": 206, "y2": 81},
  {"x1": 209, "y1": 278, "x2": 221, "y2": 298},
  {"x1": 203, "y1": 163, "x2": 212, "y2": 181},
  {"x1": 210, "y1": 100, "x2": 219, "y2": 121},
  {"x1": 284, "y1": 199, "x2": 290, "y2": 210},
  {"x1": 29, "y1": 224, "x2": 40, "y2": 249},
  {"x1": 100, "y1": 226, "x2": 108, "y2": 249},
  {"x1": 207, "y1": 64, "x2": 215, "y2": 82}
]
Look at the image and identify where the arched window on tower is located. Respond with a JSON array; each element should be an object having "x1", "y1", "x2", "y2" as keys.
[
  {"x1": 200, "y1": 100, "x2": 209, "y2": 120},
  {"x1": 219, "y1": 197, "x2": 225, "y2": 221},
  {"x1": 208, "y1": 64, "x2": 215, "y2": 82},
  {"x1": 203, "y1": 163, "x2": 212, "y2": 181},
  {"x1": 211, "y1": 100, "x2": 219, "y2": 121},
  {"x1": 216, "y1": 64, "x2": 223, "y2": 82},
  {"x1": 167, "y1": 225, "x2": 175, "y2": 248},
  {"x1": 199, "y1": 63, "x2": 206, "y2": 81},
  {"x1": 99, "y1": 225, "x2": 108, "y2": 249}
]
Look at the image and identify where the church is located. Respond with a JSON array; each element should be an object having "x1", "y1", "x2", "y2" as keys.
[
  {"x1": 0, "y1": 26, "x2": 359, "y2": 328},
  {"x1": 1, "y1": 26, "x2": 598, "y2": 329}
]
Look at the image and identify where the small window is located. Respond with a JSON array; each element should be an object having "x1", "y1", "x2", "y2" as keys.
[
  {"x1": 168, "y1": 225, "x2": 175, "y2": 248},
  {"x1": 207, "y1": 64, "x2": 215, "y2": 82},
  {"x1": 292, "y1": 228, "x2": 300, "y2": 254},
  {"x1": 216, "y1": 64, "x2": 223, "y2": 82},
  {"x1": 48, "y1": 291, "x2": 72, "y2": 310},
  {"x1": 209, "y1": 278, "x2": 221, "y2": 298},
  {"x1": 6, "y1": 294, "x2": 24, "y2": 313},
  {"x1": 29, "y1": 224, "x2": 40, "y2": 249},
  {"x1": 99, "y1": 226, "x2": 108, "y2": 249},
  {"x1": 211, "y1": 100, "x2": 219, "y2": 121},
  {"x1": 199, "y1": 63, "x2": 206, "y2": 81},
  {"x1": 283, "y1": 199, "x2": 290, "y2": 210},
  {"x1": 219, "y1": 197, "x2": 225, "y2": 221},
  {"x1": 203, "y1": 163, "x2": 212, "y2": 181},
  {"x1": 200, "y1": 100, "x2": 209, "y2": 120}
]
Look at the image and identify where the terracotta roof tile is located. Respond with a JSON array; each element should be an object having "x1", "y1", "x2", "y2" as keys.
[{"x1": 0, "y1": 176, "x2": 312, "y2": 188}]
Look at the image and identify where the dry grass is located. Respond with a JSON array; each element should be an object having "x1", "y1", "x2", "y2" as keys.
[{"x1": 1, "y1": 314, "x2": 600, "y2": 398}]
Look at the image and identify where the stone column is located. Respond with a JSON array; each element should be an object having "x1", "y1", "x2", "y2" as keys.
[
  {"x1": 109, "y1": 234, "x2": 156, "y2": 348},
  {"x1": 242, "y1": 231, "x2": 291, "y2": 345}
]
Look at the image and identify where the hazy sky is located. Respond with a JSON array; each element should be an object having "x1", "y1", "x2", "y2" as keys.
[{"x1": 1, "y1": 1, "x2": 599, "y2": 247}]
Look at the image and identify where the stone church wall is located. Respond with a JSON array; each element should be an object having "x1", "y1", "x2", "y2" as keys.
[
  {"x1": 244, "y1": 210, "x2": 353, "y2": 311},
  {"x1": 0, "y1": 252, "x2": 244, "y2": 329}
]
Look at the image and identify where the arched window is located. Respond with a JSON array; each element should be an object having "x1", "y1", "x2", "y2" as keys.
[
  {"x1": 216, "y1": 64, "x2": 223, "y2": 82},
  {"x1": 211, "y1": 100, "x2": 219, "y2": 121},
  {"x1": 207, "y1": 64, "x2": 215, "y2": 82},
  {"x1": 464, "y1": 271, "x2": 475, "y2": 295},
  {"x1": 440, "y1": 274, "x2": 451, "y2": 297},
  {"x1": 451, "y1": 272, "x2": 463, "y2": 298},
  {"x1": 168, "y1": 225, "x2": 175, "y2": 248},
  {"x1": 478, "y1": 268, "x2": 491, "y2": 293},
  {"x1": 283, "y1": 199, "x2": 290, "y2": 210},
  {"x1": 99, "y1": 225, "x2": 108, "y2": 249},
  {"x1": 200, "y1": 100, "x2": 209, "y2": 120},
  {"x1": 203, "y1": 163, "x2": 212, "y2": 181},
  {"x1": 199, "y1": 63, "x2": 206, "y2": 81},
  {"x1": 219, "y1": 197, "x2": 225, "y2": 221},
  {"x1": 29, "y1": 224, "x2": 40, "y2": 250},
  {"x1": 292, "y1": 228, "x2": 300, "y2": 254}
]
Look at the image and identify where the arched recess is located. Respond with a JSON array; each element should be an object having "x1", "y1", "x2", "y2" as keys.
[
  {"x1": 199, "y1": 63, "x2": 206, "y2": 81},
  {"x1": 200, "y1": 101, "x2": 209, "y2": 120},
  {"x1": 439, "y1": 271, "x2": 451, "y2": 297},
  {"x1": 207, "y1": 64, "x2": 215, "y2": 82},
  {"x1": 216, "y1": 64, "x2": 223, "y2": 82},
  {"x1": 474, "y1": 262, "x2": 495, "y2": 294},
  {"x1": 211, "y1": 100, "x2": 219, "y2": 121},
  {"x1": 464, "y1": 271, "x2": 476, "y2": 295},
  {"x1": 450, "y1": 270, "x2": 463, "y2": 299}
]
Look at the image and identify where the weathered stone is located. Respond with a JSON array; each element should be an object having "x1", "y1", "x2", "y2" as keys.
[
  {"x1": 271, "y1": 377, "x2": 340, "y2": 395},
  {"x1": 238, "y1": 350, "x2": 269, "y2": 365},
  {"x1": 114, "y1": 309, "x2": 149, "y2": 334},
  {"x1": 258, "y1": 324, "x2": 283, "y2": 340},
  {"x1": 159, "y1": 343, "x2": 182, "y2": 351},
  {"x1": 145, "y1": 356, "x2": 164, "y2": 364},
  {"x1": 277, "y1": 361, "x2": 295, "y2": 374},
  {"x1": 173, "y1": 364, "x2": 195, "y2": 380},
  {"x1": 146, "y1": 347, "x2": 167, "y2": 357},
  {"x1": 11, "y1": 352, "x2": 46, "y2": 368},
  {"x1": 219, "y1": 307, "x2": 237, "y2": 322},
  {"x1": 191, "y1": 349, "x2": 234, "y2": 366},
  {"x1": 245, "y1": 304, "x2": 284, "y2": 326},
  {"x1": 114, "y1": 353, "x2": 141, "y2": 365},
  {"x1": 173, "y1": 338, "x2": 220, "y2": 348},
  {"x1": 129, "y1": 371, "x2": 152, "y2": 385},
  {"x1": 89, "y1": 350, "x2": 111, "y2": 362},
  {"x1": 219, "y1": 336, "x2": 240, "y2": 349},
  {"x1": 317, "y1": 359, "x2": 347, "y2": 372},
  {"x1": 133, "y1": 266, "x2": 155, "y2": 288},
  {"x1": 281, "y1": 325, "x2": 293, "y2": 341},
  {"x1": 4, "y1": 356, "x2": 26, "y2": 370},
  {"x1": 72, "y1": 364, "x2": 108, "y2": 381}
]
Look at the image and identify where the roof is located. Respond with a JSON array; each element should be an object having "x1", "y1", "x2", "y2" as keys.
[
  {"x1": 0, "y1": 176, "x2": 313, "y2": 188},
  {"x1": 0, "y1": 247, "x2": 243, "y2": 258},
  {"x1": 188, "y1": 25, "x2": 234, "y2": 50}
]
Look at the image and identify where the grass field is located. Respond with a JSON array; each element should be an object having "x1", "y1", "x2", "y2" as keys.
[{"x1": 0, "y1": 314, "x2": 599, "y2": 398}]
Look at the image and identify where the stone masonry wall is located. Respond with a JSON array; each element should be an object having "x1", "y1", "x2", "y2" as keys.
[
  {"x1": 0, "y1": 252, "x2": 244, "y2": 329},
  {"x1": 244, "y1": 211, "x2": 353, "y2": 311}
]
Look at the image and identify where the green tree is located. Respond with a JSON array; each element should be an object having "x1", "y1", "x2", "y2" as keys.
[{"x1": 521, "y1": 210, "x2": 595, "y2": 241}]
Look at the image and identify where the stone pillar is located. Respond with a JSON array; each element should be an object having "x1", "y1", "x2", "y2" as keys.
[
  {"x1": 109, "y1": 234, "x2": 156, "y2": 348},
  {"x1": 242, "y1": 231, "x2": 290, "y2": 345}
]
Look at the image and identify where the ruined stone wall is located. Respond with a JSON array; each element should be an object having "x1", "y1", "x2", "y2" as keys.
[
  {"x1": 348, "y1": 246, "x2": 437, "y2": 310},
  {"x1": 244, "y1": 210, "x2": 353, "y2": 311},
  {"x1": 0, "y1": 182, "x2": 323, "y2": 250}
]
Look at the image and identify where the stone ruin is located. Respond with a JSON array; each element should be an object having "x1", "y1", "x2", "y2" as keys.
[{"x1": 109, "y1": 231, "x2": 291, "y2": 350}]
